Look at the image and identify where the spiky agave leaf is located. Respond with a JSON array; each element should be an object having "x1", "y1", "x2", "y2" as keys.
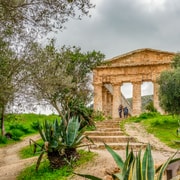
[
  {"x1": 76, "y1": 134, "x2": 94, "y2": 145},
  {"x1": 155, "y1": 156, "x2": 180, "y2": 173},
  {"x1": 132, "y1": 156, "x2": 138, "y2": 180},
  {"x1": 66, "y1": 116, "x2": 80, "y2": 147},
  {"x1": 142, "y1": 144, "x2": 154, "y2": 180},
  {"x1": 73, "y1": 172, "x2": 102, "y2": 180},
  {"x1": 136, "y1": 149, "x2": 143, "y2": 180},
  {"x1": 104, "y1": 143, "x2": 124, "y2": 170},
  {"x1": 156, "y1": 151, "x2": 179, "y2": 180},
  {"x1": 53, "y1": 119, "x2": 61, "y2": 139},
  {"x1": 122, "y1": 150, "x2": 135, "y2": 180},
  {"x1": 126, "y1": 140, "x2": 130, "y2": 159},
  {"x1": 29, "y1": 138, "x2": 43, "y2": 154},
  {"x1": 128, "y1": 159, "x2": 135, "y2": 180},
  {"x1": 38, "y1": 123, "x2": 47, "y2": 142},
  {"x1": 44, "y1": 120, "x2": 51, "y2": 141},
  {"x1": 36, "y1": 151, "x2": 45, "y2": 171}
]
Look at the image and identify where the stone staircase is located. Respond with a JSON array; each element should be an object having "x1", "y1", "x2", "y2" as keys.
[{"x1": 84, "y1": 119, "x2": 145, "y2": 150}]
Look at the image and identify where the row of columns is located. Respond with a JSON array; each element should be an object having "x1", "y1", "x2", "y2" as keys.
[{"x1": 93, "y1": 81, "x2": 162, "y2": 119}]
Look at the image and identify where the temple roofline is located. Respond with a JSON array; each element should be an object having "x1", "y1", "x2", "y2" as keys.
[{"x1": 104, "y1": 48, "x2": 176, "y2": 63}]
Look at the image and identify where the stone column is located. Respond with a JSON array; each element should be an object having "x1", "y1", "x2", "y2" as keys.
[
  {"x1": 107, "y1": 91, "x2": 113, "y2": 117},
  {"x1": 153, "y1": 81, "x2": 164, "y2": 114},
  {"x1": 93, "y1": 83, "x2": 103, "y2": 112},
  {"x1": 112, "y1": 83, "x2": 122, "y2": 119},
  {"x1": 102, "y1": 87, "x2": 108, "y2": 115},
  {"x1": 132, "y1": 81, "x2": 142, "y2": 116}
]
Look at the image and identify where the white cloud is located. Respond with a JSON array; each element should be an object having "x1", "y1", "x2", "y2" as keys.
[{"x1": 137, "y1": 0, "x2": 166, "y2": 12}]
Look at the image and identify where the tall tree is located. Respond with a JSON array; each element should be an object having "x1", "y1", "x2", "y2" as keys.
[
  {"x1": 26, "y1": 40, "x2": 105, "y2": 121},
  {"x1": 0, "y1": 0, "x2": 94, "y2": 43},
  {"x1": 0, "y1": 38, "x2": 25, "y2": 136},
  {"x1": 158, "y1": 53, "x2": 180, "y2": 115}
]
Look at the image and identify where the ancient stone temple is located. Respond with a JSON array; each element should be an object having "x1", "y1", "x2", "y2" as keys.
[{"x1": 93, "y1": 48, "x2": 175, "y2": 119}]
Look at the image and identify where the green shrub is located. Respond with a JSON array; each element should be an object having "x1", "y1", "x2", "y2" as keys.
[
  {"x1": 93, "y1": 111, "x2": 106, "y2": 122},
  {"x1": 0, "y1": 135, "x2": 7, "y2": 144},
  {"x1": 85, "y1": 125, "x2": 96, "y2": 131},
  {"x1": 31, "y1": 121, "x2": 40, "y2": 130},
  {"x1": 5, "y1": 114, "x2": 20, "y2": 122},
  {"x1": 151, "y1": 120, "x2": 161, "y2": 126},
  {"x1": 20, "y1": 139, "x2": 43, "y2": 159},
  {"x1": 176, "y1": 120, "x2": 180, "y2": 135},
  {"x1": 9, "y1": 123, "x2": 30, "y2": 134},
  {"x1": 31, "y1": 116, "x2": 92, "y2": 171},
  {"x1": 145, "y1": 101, "x2": 157, "y2": 112},
  {"x1": 139, "y1": 112, "x2": 160, "y2": 119},
  {"x1": 11, "y1": 129, "x2": 24, "y2": 140}
]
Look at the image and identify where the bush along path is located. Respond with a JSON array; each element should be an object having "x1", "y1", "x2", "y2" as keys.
[{"x1": 0, "y1": 134, "x2": 40, "y2": 180}]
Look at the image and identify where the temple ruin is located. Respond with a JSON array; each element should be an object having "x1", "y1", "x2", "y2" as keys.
[{"x1": 93, "y1": 48, "x2": 175, "y2": 119}]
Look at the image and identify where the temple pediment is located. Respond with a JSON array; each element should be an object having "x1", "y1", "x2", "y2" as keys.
[{"x1": 102, "y1": 48, "x2": 175, "y2": 67}]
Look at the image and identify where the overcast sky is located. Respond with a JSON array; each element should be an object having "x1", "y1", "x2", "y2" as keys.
[
  {"x1": 27, "y1": 0, "x2": 179, "y2": 114},
  {"x1": 13, "y1": 0, "x2": 180, "y2": 114},
  {"x1": 45, "y1": 0, "x2": 180, "y2": 99},
  {"x1": 48, "y1": 0, "x2": 180, "y2": 60}
]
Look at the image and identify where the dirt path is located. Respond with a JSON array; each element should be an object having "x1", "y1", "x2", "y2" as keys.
[
  {"x1": 0, "y1": 134, "x2": 40, "y2": 180},
  {"x1": 0, "y1": 123, "x2": 178, "y2": 180}
]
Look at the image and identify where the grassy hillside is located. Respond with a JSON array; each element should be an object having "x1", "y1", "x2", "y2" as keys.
[
  {"x1": 0, "y1": 113, "x2": 60, "y2": 146},
  {"x1": 126, "y1": 112, "x2": 180, "y2": 149}
]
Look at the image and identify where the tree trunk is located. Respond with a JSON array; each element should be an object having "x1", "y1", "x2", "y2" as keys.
[
  {"x1": 1, "y1": 106, "x2": 5, "y2": 136},
  {"x1": 47, "y1": 151, "x2": 66, "y2": 169},
  {"x1": 64, "y1": 148, "x2": 79, "y2": 160},
  {"x1": 47, "y1": 148, "x2": 79, "y2": 169}
]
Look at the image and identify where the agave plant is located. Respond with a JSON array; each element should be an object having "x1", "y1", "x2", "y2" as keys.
[
  {"x1": 30, "y1": 116, "x2": 93, "y2": 171},
  {"x1": 76, "y1": 142, "x2": 180, "y2": 180}
]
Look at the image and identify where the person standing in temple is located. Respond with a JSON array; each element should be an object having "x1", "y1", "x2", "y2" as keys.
[
  {"x1": 118, "y1": 104, "x2": 123, "y2": 118},
  {"x1": 123, "y1": 106, "x2": 128, "y2": 118}
]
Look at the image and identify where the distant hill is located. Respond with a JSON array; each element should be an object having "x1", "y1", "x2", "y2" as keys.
[{"x1": 127, "y1": 95, "x2": 153, "y2": 111}]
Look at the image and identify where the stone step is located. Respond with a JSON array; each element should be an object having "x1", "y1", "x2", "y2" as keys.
[
  {"x1": 96, "y1": 128, "x2": 120, "y2": 131},
  {"x1": 85, "y1": 131, "x2": 124, "y2": 136},
  {"x1": 96, "y1": 120, "x2": 120, "y2": 124},
  {"x1": 88, "y1": 142, "x2": 147, "y2": 150},
  {"x1": 86, "y1": 136, "x2": 136, "y2": 143},
  {"x1": 95, "y1": 124, "x2": 120, "y2": 128},
  {"x1": 83, "y1": 119, "x2": 139, "y2": 150}
]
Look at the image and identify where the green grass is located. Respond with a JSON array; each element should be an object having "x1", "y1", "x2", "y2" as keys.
[
  {"x1": 17, "y1": 150, "x2": 97, "y2": 180},
  {"x1": 5, "y1": 113, "x2": 60, "y2": 133},
  {"x1": 0, "y1": 113, "x2": 60, "y2": 147},
  {"x1": 125, "y1": 112, "x2": 180, "y2": 149},
  {"x1": 19, "y1": 139, "x2": 43, "y2": 159}
]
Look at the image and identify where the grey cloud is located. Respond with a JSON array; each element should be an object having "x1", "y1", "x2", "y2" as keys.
[{"x1": 51, "y1": 0, "x2": 180, "y2": 59}]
